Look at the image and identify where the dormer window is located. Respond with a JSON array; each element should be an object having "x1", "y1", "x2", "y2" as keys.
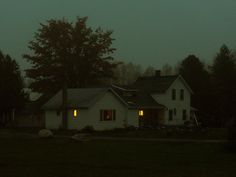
[{"x1": 172, "y1": 89, "x2": 176, "y2": 100}]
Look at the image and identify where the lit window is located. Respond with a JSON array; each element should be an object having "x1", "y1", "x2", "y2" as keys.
[
  {"x1": 73, "y1": 109, "x2": 78, "y2": 118},
  {"x1": 139, "y1": 110, "x2": 144, "y2": 117},
  {"x1": 100, "y1": 110, "x2": 116, "y2": 121}
]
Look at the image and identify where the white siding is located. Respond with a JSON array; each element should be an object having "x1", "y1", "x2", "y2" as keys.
[
  {"x1": 45, "y1": 91, "x2": 139, "y2": 130},
  {"x1": 67, "y1": 109, "x2": 89, "y2": 130},
  {"x1": 127, "y1": 109, "x2": 139, "y2": 127},
  {"x1": 88, "y1": 92, "x2": 127, "y2": 130},
  {"x1": 152, "y1": 77, "x2": 191, "y2": 125},
  {"x1": 45, "y1": 111, "x2": 62, "y2": 129}
]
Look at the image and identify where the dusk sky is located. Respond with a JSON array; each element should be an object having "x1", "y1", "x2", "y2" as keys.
[{"x1": 1, "y1": 0, "x2": 236, "y2": 71}]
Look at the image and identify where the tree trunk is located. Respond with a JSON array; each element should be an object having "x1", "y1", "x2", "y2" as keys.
[{"x1": 62, "y1": 81, "x2": 68, "y2": 129}]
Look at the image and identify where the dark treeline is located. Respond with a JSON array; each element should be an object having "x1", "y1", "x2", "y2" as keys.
[
  {"x1": 0, "y1": 51, "x2": 26, "y2": 126},
  {"x1": 0, "y1": 16, "x2": 236, "y2": 128}
]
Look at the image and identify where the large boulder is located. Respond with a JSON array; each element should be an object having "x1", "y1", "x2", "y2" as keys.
[{"x1": 38, "y1": 129, "x2": 53, "y2": 138}]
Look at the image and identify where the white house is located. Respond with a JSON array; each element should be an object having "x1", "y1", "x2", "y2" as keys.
[
  {"x1": 131, "y1": 72, "x2": 193, "y2": 126},
  {"x1": 43, "y1": 87, "x2": 163, "y2": 130},
  {"x1": 42, "y1": 72, "x2": 193, "y2": 130}
]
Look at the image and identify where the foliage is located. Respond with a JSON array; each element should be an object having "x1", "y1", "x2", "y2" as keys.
[
  {"x1": 161, "y1": 63, "x2": 174, "y2": 75},
  {"x1": 24, "y1": 17, "x2": 118, "y2": 94},
  {"x1": 143, "y1": 66, "x2": 156, "y2": 76},
  {"x1": 113, "y1": 62, "x2": 143, "y2": 85},
  {"x1": 178, "y1": 55, "x2": 213, "y2": 125},
  {"x1": 80, "y1": 125, "x2": 95, "y2": 133},
  {"x1": 0, "y1": 51, "x2": 26, "y2": 117},
  {"x1": 211, "y1": 45, "x2": 236, "y2": 127}
]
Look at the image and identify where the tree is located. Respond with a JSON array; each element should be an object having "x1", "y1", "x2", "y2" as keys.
[
  {"x1": 24, "y1": 17, "x2": 118, "y2": 94},
  {"x1": 143, "y1": 66, "x2": 156, "y2": 77},
  {"x1": 179, "y1": 55, "x2": 212, "y2": 125},
  {"x1": 0, "y1": 51, "x2": 26, "y2": 126},
  {"x1": 161, "y1": 64, "x2": 174, "y2": 76},
  {"x1": 113, "y1": 62, "x2": 143, "y2": 85},
  {"x1": 211, "y1": 45, "x2": 236, "y2": 127}
]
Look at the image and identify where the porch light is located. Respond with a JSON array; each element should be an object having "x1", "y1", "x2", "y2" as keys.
[
  {"x1": 73, "y1": 109, "x2": 78, "y2": 118},
  {"x1": 139, "y1": 110, "x2": 144, "y2": 116}
]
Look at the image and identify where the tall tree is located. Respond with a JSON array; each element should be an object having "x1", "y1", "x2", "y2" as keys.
[
  {"x1": 0, "y1": 51, "x2": 26, "y2": 125},
  {"x1": 161, "y1": 64, "x2": 174, "y2": 76},
  {"x1": 143, "y1": 66, "x2": 156, "y2": 77},
  {"x1": 24, "y1": 17, "x2": 117, "y2": 94},
  {"x1": 211, "y1": 45, "x2": 236, "y2": 127},
  {"x1": 179, "y1": 55, "x2": 212, "y2": 125},
  {"x1": 113, "y1": 62, "x2": 143, "y2": 85}
]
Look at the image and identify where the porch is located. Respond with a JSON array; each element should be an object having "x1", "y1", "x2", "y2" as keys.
[{"x1": 138, "y1": 108, "x2": 165, "y2": 128}]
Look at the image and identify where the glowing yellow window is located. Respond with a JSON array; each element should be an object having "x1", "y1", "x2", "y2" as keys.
[
  {"x1": 73, "y1": 109, "x2": 78, "y2": 118},
  {"x1": 139, "y1": 110, "x2": 144, "y2": 117}
]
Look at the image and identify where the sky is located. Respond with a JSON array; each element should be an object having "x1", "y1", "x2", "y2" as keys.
[{"x1": 0, "y1": 0, "x2": 236, "y2": 71}]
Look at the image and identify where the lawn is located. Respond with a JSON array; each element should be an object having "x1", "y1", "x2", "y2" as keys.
[{"x1": 0, "y1": 134, "x2": 236, "y2": 177}]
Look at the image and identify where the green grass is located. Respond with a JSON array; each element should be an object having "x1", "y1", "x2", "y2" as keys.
[
  {"x1": 0, "y1": 135, "x2": 236, "y2": 177},
  {"x1": 8, "y1": 127, "x2": 229, "y2": 140},
  {"x1": 92, "y1": 128, "x2": 229, "y2": 140}
]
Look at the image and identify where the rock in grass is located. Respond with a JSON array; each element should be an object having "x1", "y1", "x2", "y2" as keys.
[
  {"x1": 71, "y1": 133, "x2": 90, "y2": 141},
  {"x1": 38, "y1": 129, "x2": 53, "y2": 138}
]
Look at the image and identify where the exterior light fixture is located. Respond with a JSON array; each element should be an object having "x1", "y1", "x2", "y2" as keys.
[
  {"x1": 139, "y1": 110, "x2": 144, "y2": 117},
  {"x1": 73, "y1": 109, "x2": 78, "y2": 118}
]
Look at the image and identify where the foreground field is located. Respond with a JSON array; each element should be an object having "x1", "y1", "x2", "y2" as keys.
[{"x1": 0, "y1": 134, "x2": 236, "y2": 177}]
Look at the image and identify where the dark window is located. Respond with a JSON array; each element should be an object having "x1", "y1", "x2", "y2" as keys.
[
  {"x1": 56, "y1": 110, "x2": 60, "y2": 116},
  {"x1": 172, "y1": 89, "x2": 176, "y2": 100},
  {"x1": 174, "y1": 108, "x2": 177, "y2": 116},
  {"x1": 113, "y1": 110, "x2": 116, "y2": 121},
  {"x1": 100, "y1": 110, "x2": 116, "y2": 121},
  {"x1": 180, "y1": 89, "x2": 184, "y2": 100},
  {"x1": 169, "y1": 110, "x2": 173, "y2": 121},
  {"x1": 182, "y1": 110, "x2": 187, "y2": 120}
]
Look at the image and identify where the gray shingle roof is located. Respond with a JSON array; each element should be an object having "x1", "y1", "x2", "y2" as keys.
[
  {"x1": 131, "y1": 75, "x2": 178, "y2": 93},
  {"x1": 111, "y1": 85, "x2": 165, "y2": 109},
  {"x1": 42, "y1": 88, "x2": 108, "y2": 110},
  {"x1": 42, "y1": 86, "x2": 166, "y2": 110}
]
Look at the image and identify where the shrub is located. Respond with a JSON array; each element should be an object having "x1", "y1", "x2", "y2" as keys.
[{"x1": 81, "y1": 126, "x2": 94, "y2": 133}]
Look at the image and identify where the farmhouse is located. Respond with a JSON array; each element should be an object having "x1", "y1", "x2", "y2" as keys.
[
  {"x1": 130, "y1": 71, "x2": 193, "y2": 126},
  {"x1": 43, "y1": 72, "x2": 193, "y2": 130}
]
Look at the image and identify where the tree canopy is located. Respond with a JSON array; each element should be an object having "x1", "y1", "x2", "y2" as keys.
[
  {"x1": 24, "y1": 17, "x2": 118, "y2": 94},
  {"x1": 179, "y1": 55, "x2": 212, "y2": 121},
  {"x1": 0, "y1": 51, "x2": 25, "y2": 114},
  {"x1": 211, "y1": 45, "x2": 236, "y2": 126}
]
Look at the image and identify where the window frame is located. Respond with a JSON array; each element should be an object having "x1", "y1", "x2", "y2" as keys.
[{"x1": 100, "y1": 109, "x2": 116, "y2": 121}]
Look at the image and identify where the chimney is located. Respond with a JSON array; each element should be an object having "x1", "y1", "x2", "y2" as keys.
[{"x1": 155, "y1": 70, "x2": 161, "y2": 77}]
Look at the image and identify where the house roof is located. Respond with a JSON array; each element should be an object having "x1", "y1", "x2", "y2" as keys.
[
  {"x1": 42, "y1": 88, "x2": 108, "y2": 110},
  {"x1": 129, "y1": 74, "x2": 193, "y2": 94},
  {"x1": 111, "y1": 85, "x2": 165, "y2": 109},
  {"x1": 130, "y1": 75, "x2": 178, "y2": 93},
  {"x1": 42, "y1": 86, "x2": 165, "y2": 110}
]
